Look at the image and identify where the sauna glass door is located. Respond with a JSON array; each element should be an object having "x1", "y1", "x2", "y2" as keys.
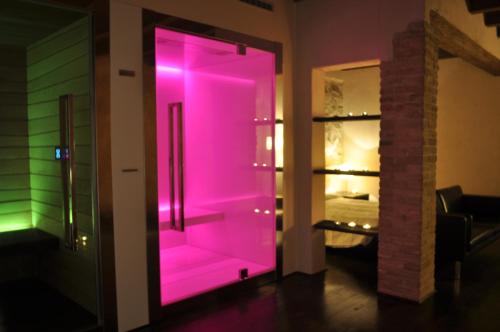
[
  {"x1": 155, "y1": 28, "x2": 276, "y2": 305},
  {"x1": 0, "y1": 1, "x2": 100, "y2": 330}
]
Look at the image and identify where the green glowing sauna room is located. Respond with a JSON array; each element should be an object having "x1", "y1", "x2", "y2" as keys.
[{"x1": 0, "y1": 1, "x2": 100, "y2": 331}]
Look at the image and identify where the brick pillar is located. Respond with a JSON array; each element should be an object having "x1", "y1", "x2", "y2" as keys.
[{"x1": 378, "y1": 21, "x2": 438, "y2": 302}]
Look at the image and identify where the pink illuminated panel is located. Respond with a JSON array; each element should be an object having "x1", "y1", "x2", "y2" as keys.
[{"x1": 155, "y1": 28, "x2": 276, "y2": 305}]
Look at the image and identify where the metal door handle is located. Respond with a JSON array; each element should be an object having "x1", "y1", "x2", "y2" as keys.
[
  {"x1": 168, "y1": 102, "x2": 185, "y2": 231},
  {"x1": 59, "y1": 94, "x2": 78, "y2": 251}
]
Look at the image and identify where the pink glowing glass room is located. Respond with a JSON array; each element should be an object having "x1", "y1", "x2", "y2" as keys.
[{"x1": 154, "y1": 27, "x2": 276, "y2": 305}]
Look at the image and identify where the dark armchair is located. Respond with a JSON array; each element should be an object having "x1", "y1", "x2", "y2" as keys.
[{"x1": 435, "y1": 185, "x2": 500, "y2": 263}]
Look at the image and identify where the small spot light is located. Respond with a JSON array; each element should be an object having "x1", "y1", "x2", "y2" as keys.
[
  {"x1": 253, "y1": 162, "x2": 258, "y2": 167},
  {"x1": 363, "y1": 224, "x2": 371, "y2": 230},
  {"x1": 254, "y1": 118, "x2": 259, "y2": 122},
  {"x1": 362, "y1": 112, "x2": 368, "y2": 116},
  {"x1": 335, "y1": 221, "x2": 341, "y2": 225},
  {"x1": 348, "y1": 221, "x2": 356, "y2": 227},
  {"x1": 348, "y1": 112, "x2": 353, "y2": 116},
  {"x1": 254, "y1": 208, "x2": 260, "y2": 213},
  {"x1": 264, "y1": 210, "x2": 270, "y2": 215},
  {"x1": 263, "y1": 117, "x2": 268, "y2": 121},
  {"x1": 262, "y1": 163, "x2": 267, "y2": 167}
]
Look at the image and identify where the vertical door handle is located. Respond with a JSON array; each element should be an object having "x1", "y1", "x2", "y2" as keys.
[
  {"x1": 59, "y1": 94, "x2": 78, "y2": 251},
  {"x1": 168, "y1": 102, "x2": 185, "y2": 231}
]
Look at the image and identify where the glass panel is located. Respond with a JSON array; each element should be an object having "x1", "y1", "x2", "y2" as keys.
[
  {"x1": 0, "y1": 1, "x2": 99, "y2": 330},
  {"x1": 155, "y1": 28, "x2": 276, "y2": 305}
]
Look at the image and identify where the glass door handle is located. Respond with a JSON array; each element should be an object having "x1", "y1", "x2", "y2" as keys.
[
  {"x1": 168, "y1": 102, "x2": 185, "y2": 232},
  {"x1": 59, "y1": 94, "x2": 78, "y2": 251}
]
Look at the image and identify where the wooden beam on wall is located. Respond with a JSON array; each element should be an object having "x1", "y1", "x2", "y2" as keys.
[{"x1": 430, "y1": 10, "x2": 500, "y2": 76}]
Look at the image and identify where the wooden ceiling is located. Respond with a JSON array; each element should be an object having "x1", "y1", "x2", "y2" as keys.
[
  {"x1": 0, "y1": 1, "x2": 84, "y2": 47},
  {"x1": 466, "y1": 0, "x2": 500, "y2": 38}
]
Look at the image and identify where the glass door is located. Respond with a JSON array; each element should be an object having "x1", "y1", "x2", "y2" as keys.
[
  {"x1": 0, "y1": 1, "x2": 100, "y2": 331},
  {"x1": 155, "y1": 27, "x2": 276, "y2": 305}
]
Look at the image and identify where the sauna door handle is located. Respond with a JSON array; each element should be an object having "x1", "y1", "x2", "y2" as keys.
[
  {"x1": 59, "y1": 94, "x2": 78, "y2": 251},
  {"x1": 168, "y1": 102, "x2": 185, "y2": 232}
]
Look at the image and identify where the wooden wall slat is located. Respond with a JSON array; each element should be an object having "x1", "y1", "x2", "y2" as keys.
[
  {"x1": 0, "y1": 106, "x2": 29, "y2": 120},
  {"x1": 27, "y1": 40, "x2": 89, "y2": 81},
  {"x1": 28, "y1": 56, "x2": 89, "y2": 91},
  {"x1": 0, "y1": 92, "x2": 27, "y2": 106},
  {"x1": 0, "y1": 65, "x2": 26, "y2": 83},
  {"x1": 0, "y1": 201, "x2": 31, "y2": 215},
  {"x1": 0, "y1": 147, "x2": 29, "y2": 159},
  {"x1": 0, "y1": 136, "x2": 28, "y2": 147},
  {"x1": 29, "y1": 174, "x2": 62, "y2": 192},
  {"x1": 0, "y1": 159, "x2": 30, "y2": 175},
  {"x1": 0, "y1": 81, "x2": 26, "y2": 94},
  {"x1": 27, "y1": 18, "x2": 89, "y2": 66},
  {"x1": 0, "y1": 175, "x2": 30, "y2": 190},
  {"x1": 31, "y1": 189, "x2": 62, "y2": 206},
  {"x1": 28, "y1": 132, "x2": 59, "y2": 146},
  {"x1": 0, "y1": 189, "x2": 30, "y2": 202},
  {"x1": 27, "y1": 77, "x2": 89, "y2": 104},
  {"x1": 29, "y1": 159, "x2": 61, "y2": 177},
  {"x1": 28, "y1": 110, "x2": 90, "y2": 135}
]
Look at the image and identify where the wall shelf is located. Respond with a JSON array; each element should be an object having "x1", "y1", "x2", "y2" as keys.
[
  {"x1": 159, "y1": 207, "x2": 224, "y2": 230},
  {"x1": 253, "y1": 119, "x2": 283, "y2": 125},
  {"x1": 313, "y1": 169, "x2": 380, "y2": 177},
  {"x1": 313, "y1": 114, "x2": 381, "y2": 123},
  {"x1": 314, "y1": 220, "x2": 378, "y2": 236}
]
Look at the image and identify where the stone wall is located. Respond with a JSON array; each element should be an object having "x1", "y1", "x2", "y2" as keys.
[{"x1": 378, "y1": 21, "x2": 438, "y2": 302}]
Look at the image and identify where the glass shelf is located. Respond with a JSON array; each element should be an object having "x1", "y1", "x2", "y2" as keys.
[
  {"x1": 159, "y1": 207, "x2": 224, "y2": 230},
  {"x1": 313, "y1": 169, "x2": 380, "y2": 177},
  {"x1": 313, "y1": 114, "x2": 381, "y2": 123}
]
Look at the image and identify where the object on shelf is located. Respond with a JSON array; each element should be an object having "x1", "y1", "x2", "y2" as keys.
[
  {"x1": 314, "y1": 220, "x2": 378, "y2": 236},
  {"x1": 326, "y1": 191, "x2": 369, "y2": 200},
  {"x1": 313, "y1": 169, "x2": 380, "y2": 177},
  {"x1": 313, "y1": 114, "x2": 381, "y2": 123}
]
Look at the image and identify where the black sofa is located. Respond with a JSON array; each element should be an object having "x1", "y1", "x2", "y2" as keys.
[{"x1": 435, "y1": 185, "x2": 500, "y2": 263}]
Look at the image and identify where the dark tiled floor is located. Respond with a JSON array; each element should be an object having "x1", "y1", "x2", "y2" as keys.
[
  {"x1": 0, "y1": 279, "x2": 97, "y2": 332},
  {"x1": 140, "y1": 240, "x2": 500, "y2": 332}
]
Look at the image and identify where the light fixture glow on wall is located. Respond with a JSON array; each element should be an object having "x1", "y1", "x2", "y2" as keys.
[
  {"x1": 266, "y1": 136, "x2": 273, "y2": 151},
  {"x1": 156, "y1": 65, "x2": 183, "y2": 73}
]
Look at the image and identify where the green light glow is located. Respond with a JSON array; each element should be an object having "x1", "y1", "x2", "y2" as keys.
[{"x1": 0, "y1": 221, "x2": 32, "y2": 233}]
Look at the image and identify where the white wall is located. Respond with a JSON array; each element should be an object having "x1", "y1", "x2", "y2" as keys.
[
  {"x1": 109, "y1": 0, "x2": 295, "y2": 330},
  {"x1": 437, "y1": 58, "x2": 500, "y2": 196},
  {"x1": 110, "y1": 2, "x2": 149, "y2": 331}
]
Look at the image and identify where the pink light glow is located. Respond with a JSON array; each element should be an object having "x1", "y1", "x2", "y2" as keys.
[
  {"x1": 155, "y1": 27, "x2": 276, "y2": 306},
  {"x1": 156, "y1": 65, "x2": 255, "y2": 85},
  {"x1": 156, "y1": 65, "x2": 182, "y2": 73}
]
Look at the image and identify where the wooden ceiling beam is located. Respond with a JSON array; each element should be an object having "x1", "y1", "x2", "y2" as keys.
[
  {"x1": 484, "y1": 11, "x2": 500, "y2": 26},
  {"x1": 431, "y1": 10, "x2": 500, "y2": 75},
  {"x1": 466, "y1": 0, "x2": 500, "y2": 13}
]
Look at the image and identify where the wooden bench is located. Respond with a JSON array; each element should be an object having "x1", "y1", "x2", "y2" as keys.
[{"x1": 0, "y1": 228, "x2": 58, "y2": 257}]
